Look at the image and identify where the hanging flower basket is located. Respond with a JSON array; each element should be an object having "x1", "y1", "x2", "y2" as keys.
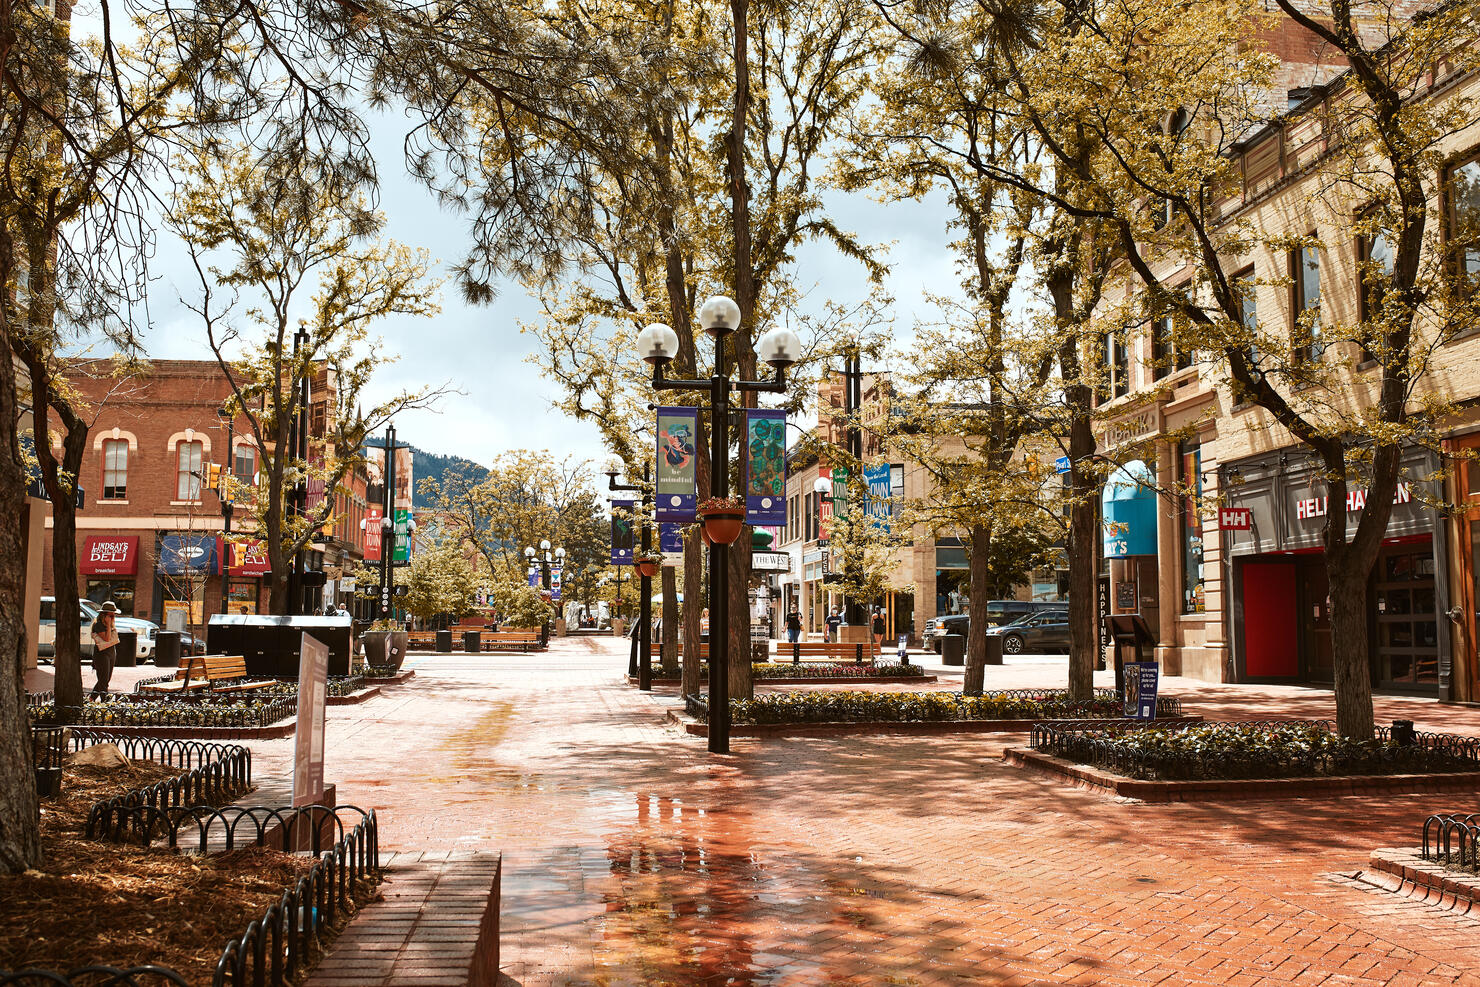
[
  {"x1": 701, "y1": 526, "x2": 713, "y2": 547},
  {"x1": 697, "y1": 497, "x2": 746, "y2": 545},
  {"x1": 634, "y1": 555, "x2": 662, "y2": 579}
]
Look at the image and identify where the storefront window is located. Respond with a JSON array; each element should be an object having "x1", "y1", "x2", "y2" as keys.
[
  {"x1": 85, "y1": 579, "x2": 135, "y2": 616},
  {"x1": 1180, "y1": 443, "x2": 1204, "y2": 613},
  {"x1": 228, "y1": 580, "x2": 259, "y2": 615}
]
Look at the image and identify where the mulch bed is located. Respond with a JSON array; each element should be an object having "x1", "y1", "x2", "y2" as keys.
[{"x1": 0, "y1": 756, "x2": 365, "y2": 982}]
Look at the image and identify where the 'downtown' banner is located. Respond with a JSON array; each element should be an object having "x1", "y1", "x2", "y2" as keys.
[
  {"x1": 745, "y1": 409, "x2": 786, "y2": 526},
  {"x1": 655, "y1": 407, "x2": 698, "y2": 522},
  {"x1": 611, "y1": 499, "x2": 635, "y2": 565}
]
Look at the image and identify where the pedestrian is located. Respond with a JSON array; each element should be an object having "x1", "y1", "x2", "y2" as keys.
[
  {"x1": 872, "y1": 608, "x2": 886, "y2": 653},
  {"x1": 90, "y1": 601, "x2": 120, "y2": 697},
  {"x1": 785, "y1": 608, "x2": 802, "y2": 644},
  {"x1": 825, "y1": 607, "x2": 843, "y2": 643}
]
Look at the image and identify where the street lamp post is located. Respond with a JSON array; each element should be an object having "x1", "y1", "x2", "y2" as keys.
[
  {"x1": 609, "y1": 463, "x2": 653, "y2": 690},
  {"x1": 523, "y1": 541, "x2": 564, "y2": 645},
  {"x1": 379, "y1": 423, "x2": 397, "y2": 620},
  {"x1": 286, "y1": 328, "x2": 311, "y2": 616},
  {"x1": 636, "y1": 296, "x2": 799, "y2": 754}
]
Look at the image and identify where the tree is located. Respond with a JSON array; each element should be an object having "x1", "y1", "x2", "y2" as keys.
[
  {"x1": 988, "y1": 0, "x2": 1480, "y2": 735},
  {"x1": 171, "y1": 144, "x2": 445, "y2": 615},
  {"x1": 400, "y1": 537, "x2": 480, "y2": 623}
]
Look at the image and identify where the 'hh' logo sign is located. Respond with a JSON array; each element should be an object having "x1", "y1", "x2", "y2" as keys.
[{"x1": 1219, "y1": 508, "x2": 1252, "y2": 531}]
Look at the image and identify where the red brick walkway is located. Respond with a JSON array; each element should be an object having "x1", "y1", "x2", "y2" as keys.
[{"x1": 234, "y1": 640, "x2": 1480, "y2": 985}]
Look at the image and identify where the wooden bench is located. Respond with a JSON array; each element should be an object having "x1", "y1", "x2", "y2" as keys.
[
  {"x1": 138, "y1": 654, "x2": 278, "y2": 694},
  {"x1": 777, "y1": 641, "x2": 874, "y2": 664},
  {"x1": 481, "y1": 629, "x2": 543, "y2": 652},
  {"x1": 407, "y1": 630, "x2": 439, "y2": 650}
]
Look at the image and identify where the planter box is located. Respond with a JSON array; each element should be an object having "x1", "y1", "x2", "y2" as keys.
[
  {"x1": 362, "y1": 630, "x2": 409, "y2": 671},
  {"x1": 1004, "y1": 746, "x2": 1480, "y2": 802},
  {"x1": 667, "y1": 710, "x2": 1201, "y2": 738}
]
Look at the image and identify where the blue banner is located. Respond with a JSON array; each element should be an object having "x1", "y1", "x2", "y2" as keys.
[
  {"x1": 745, "y1": 409, "x2": 786, "y2": 526},
  {"x1": 157, "y1": 534, "x2": 219, "y2": 575},
  {"x1": 863, "y1": 463, "x2": 895, "y2": 533},
  {"x1": 611, "y1": 500, "x2": 635, "y2": 565},
  {"x1": 659, "y1": 523, "x2": 684, "y2": 554},
  {"x1": 1124, "y1": 662, "x2": 1160, "y2": 720},
  {"x1": 655, "y1": 407, "x2": 698, "y2": 522},
  {"x1": 551, "y1": 561, "x2": 563, "y2": 603},
  {"x1": 527, "y1": 562, "x2": 540, "y2": 588}
]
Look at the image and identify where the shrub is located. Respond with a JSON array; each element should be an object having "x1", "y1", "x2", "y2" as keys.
[
  {"x1": 749, "y1": 662, "x2": 925, "y2": 679},
  {"x1": 713, "y1": 690, "x2": 1156, "y2": 726}
]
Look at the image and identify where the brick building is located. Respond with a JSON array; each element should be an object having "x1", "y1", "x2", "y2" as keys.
[
  {"x1": 40, "y1": 359, "x2": 371, "y2": 639},
  {"x1": 1092, "y1": 12, "x2": 1480, "y2": 700}
]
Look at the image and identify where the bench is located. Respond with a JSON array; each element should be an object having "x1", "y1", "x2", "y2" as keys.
[
  {"x1": 481, "y1": 629, "x2": 543, "y2": 652},
  {"x1": 777, "y1": 642, "x2": 874, "y2": 664},
  {"x1": 407, "y1": 630, "x2": 439, "y2": 650},
  {"x1": 138, "y1": 654, "x2": 278, "y2": 694}
]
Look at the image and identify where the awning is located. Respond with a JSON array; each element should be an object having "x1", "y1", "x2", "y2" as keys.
[
  {"x1": 157, "y1": 534, "x2": 219, "y2": 575},
  {"x1": 225, "y1": 538, "x2": 271, "y2": 577},
  {"x1": 80, "y1": 536, "x2": 138, "y2": 576},
  {"x1": 1101, "y1": 460, "x2": 1157, "y2": 558}
]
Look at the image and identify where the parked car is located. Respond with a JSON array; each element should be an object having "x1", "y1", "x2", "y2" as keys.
[
  {"x1": 983, "y1": 609, "x2": 1071, "y2": 655},
  {"x1": 41, "y1": 597, "x2": 158, "y2": 661},
  {"x1": 923, "y1": 600, "x2": 1065, "y2": 653}
]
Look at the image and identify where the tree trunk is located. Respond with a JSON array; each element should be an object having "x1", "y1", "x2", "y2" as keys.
[
  {"x1": 1065, "y1": 430, "x2": 1099, "y2": 702},
  {"x1": 681, "y1": 530, "x2": 703, "y2": 697},
  {"x1": 728, "y1": 536, "x2": 753, "y2": 701},
  {"x1": 1327, "y1": 561, "x2": 1376, "y2": 738},
  {"x1": 0, "y1": 231, "x2": 43, "y2": 871},
  {"x1": 660, "y1": 565, "x2": 679, "y2": 674},
  {"x1": 963, "y1": 524, "x2": 991, "y2": 696}
]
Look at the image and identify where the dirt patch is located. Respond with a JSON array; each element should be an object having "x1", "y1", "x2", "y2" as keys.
[{"x1": 0, "y1": 756, "x2": 359, "y2": 983}]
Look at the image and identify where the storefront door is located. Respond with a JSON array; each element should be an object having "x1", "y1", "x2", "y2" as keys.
[
  {"x1": 1296, "y1": 558, "x2": 1333, "y2": 682},
  {"x1": 1454, "y1": 439, "x2": 1480, "y2": 700},
  {"x1": 1374, "y1": 538, "x2": 1438, "y2": 690}
]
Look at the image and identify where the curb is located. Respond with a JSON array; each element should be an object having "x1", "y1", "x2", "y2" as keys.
[
  {"x1": 327, "y1": 686, "x2": 382, "y2": 706},
  {"x1": 362, "y1": 669, "x2": 416, "y2": 686},
  {"x1": 1365, "y1": 847, "x2": 1480, "y2": 912},
  {"x1": 69, "y1": 721, "x2": 298, "y2": 740},
  {"x1": 631, "y1": 674, "x2": 939, "y2": 686},
  {"x1": 1004, "y1": 747, "x2": 1480, "y2": 802},
  {"x1": 667, "y1": 711, "x2": 1201, "y2": 738}
]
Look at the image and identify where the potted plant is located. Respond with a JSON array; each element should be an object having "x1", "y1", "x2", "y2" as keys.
[
  {"x1": 697, "y1": 496, "x2": 746, "y2": 545},
  {"x1": 360, "y1": 617, "x2": 410, "y2": 672},
  {"x1": 634, "y1": 553, "x2": 662, "y2": 579}
]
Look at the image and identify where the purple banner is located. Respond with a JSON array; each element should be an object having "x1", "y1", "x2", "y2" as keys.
[
  {"x1": 656, "y1": 407, "x2": 698, "y2": 522},
  {"x1": 611, "y1": 499, "x2": 635, "y2": 565},
  {"x1": 659, "y1": 523, "x2": 684, "y2": 554},
  {"x1": 745, "y1": 409, "x2": 786, "y2": 526}
]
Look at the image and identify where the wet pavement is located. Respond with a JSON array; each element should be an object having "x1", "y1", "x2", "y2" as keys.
[{"x1": 37, "y1": 640, "x2": 1480, "y2": 985}]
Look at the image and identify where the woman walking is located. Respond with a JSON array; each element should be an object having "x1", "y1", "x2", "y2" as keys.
[{"x1": 871, "y1": 608, "x2": 886, "y2": 655}]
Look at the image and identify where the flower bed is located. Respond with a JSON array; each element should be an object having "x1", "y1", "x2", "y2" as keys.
[
  {"x1": 1033, "y1": 720, "x2": 1480, "y2": 781},
  {"x1": 707, "y1": 662, "x2": 926, "y2": 680},
  {"x1": 692, "y1": 689, "x2": 1181, "y2": 725},
  {"x1": 30, "y1": 695, "x2": 296, "y2": 729}
]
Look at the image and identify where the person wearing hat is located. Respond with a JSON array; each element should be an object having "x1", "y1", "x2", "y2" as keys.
[{"x1": 90, "y1": 602, "x2": 120, "y2": 696}]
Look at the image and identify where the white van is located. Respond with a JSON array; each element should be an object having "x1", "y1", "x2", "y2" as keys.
[{"x1": 39, "y1": 596, "x2": 157, "y2": 661}]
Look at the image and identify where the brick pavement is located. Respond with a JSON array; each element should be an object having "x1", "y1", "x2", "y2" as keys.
[{"x1": 75, "y1": 640, "x2": 1480, "y2": 984}]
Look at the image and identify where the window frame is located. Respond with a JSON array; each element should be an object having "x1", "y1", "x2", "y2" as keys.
[
  {"x1": 1357, "y1": 224, "x2": 1393, "y2": 365},
  {"x1": 1290, "y1": 238, "x2": 1323, "y2": 361},
  {"x1": 101, "y1": 438, "x2": 128, "y2": 500},
  {"x1": 1444, "y1": 148, "x2": 1480, "y2": 306},
  {"x1": 176, "y1": 440, "x2": 204, "y2": 502}
]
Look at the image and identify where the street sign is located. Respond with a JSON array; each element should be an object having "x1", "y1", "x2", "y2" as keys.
[
  {"x1": 1124, "y1": 662, "x2": 1160, "y2": 720},
  {"x1": 1219, "y1": 507, "x2": 1252, "y2": 530},
  {"x1": 293, "y1": 633, "x2": 329, "y2": 806},
  {"x1": 751, "y1": 552, "x2": 790, "y2": 572},
  {"x1": 1054, "y1": 456, "x2": 1071, "y2": 474}
]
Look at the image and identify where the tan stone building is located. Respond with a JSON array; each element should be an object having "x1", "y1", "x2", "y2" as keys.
[{"x1": 1098, "y1": 26, "x2": 1480, "y2": 700}]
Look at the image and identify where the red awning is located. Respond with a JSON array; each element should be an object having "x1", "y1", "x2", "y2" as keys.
[
  {"x1": 80, "y1": 535, "x2": 138, "y2": 576},
  {"x1": 226, "y1": 538, "x2": 272, "y2": 577}
]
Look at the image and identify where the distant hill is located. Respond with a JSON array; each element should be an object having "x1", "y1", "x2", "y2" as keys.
[{"x1": 364, "y1": 441, "x2": 487, "y2": 510}]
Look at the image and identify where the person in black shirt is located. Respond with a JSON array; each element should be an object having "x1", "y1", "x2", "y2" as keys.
[
  {"x1": 90, "y1": 602, "x2": 120, "y2": 696},
  {"x1": 871, "y1": 609, "x2": 886, "y2": 653},
  {"x1": 785, "y1": 608, "x2": 802, "y2": 644}
]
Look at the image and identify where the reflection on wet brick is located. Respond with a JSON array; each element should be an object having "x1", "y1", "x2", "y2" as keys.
[{"x1": 211, "y1": 639, "x2": 1480, "y2": 985}]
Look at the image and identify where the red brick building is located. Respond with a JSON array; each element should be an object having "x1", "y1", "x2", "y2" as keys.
[{"x1": 41, "y1": 359, "x2": 371, "y2": 634}]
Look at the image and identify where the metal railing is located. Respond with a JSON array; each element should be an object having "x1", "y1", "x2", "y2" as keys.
[
  {"x1": 685, "y1": 690, "x2": 1181, "y2": 724},
  {"x1": 30, "y1": 725, "x2": 64, "y2": 798},
  {"x1": 76, "y1": 732, "x2": 254, "y2": 842},
  {"x1": 212, "y1": 807, "x2": 380, "y2": 987},
  {"x1": 1422, "y1": 813, "x2": 1480, "y2": 869},
  {"x1": 130, "y1": 675, "x2": 366, "y2": 698}
]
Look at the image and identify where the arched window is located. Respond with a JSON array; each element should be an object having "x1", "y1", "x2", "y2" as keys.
[
  {"x1": 101, "y1": 439, "x2": 128, "y2": 499},
  {"x1": 176, "y1": 440, "x2": 204, "y2": 501}
]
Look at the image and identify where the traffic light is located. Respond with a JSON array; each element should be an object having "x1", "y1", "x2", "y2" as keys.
[{"x1": 206, "y1": 463, "x2": 223, "y2": 492}]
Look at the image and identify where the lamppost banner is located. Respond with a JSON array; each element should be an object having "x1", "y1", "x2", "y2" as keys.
[
  {"x1": 655, "y1": 407, "x2": 698, "y2": 521},
  {"x1": 611, "y1": 499, "x2": 635, "y2": 564},
  {"x1": 551, "y1": 561, "x2": 564, "y2": 602},
  {"x1": 864, "y1": 463, "x2": 895, "y2": 533},
  {"x1": 528, "y1": 562, "x2": 540, "y2": 587},
  {"x1": 745, "y1": 409, "x2": 786, "y2": 526},
  {"x1": 659, "y1": 524, "x2": 684, "y2": 554}
]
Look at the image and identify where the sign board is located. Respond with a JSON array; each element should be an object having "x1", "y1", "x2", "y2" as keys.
[
  {"x1": 1054, "y1": 456, "x2": 1071, "y2": 474},
  {"x1": 751, "y1": 552, "x2": 790, "y2": 572},
  {"x1": 340, "y1": 577, "x2": 356, "y2": 592},
  {"x1": 655, "y1": 407, "x2": 699, "y2": 521},
  {"x1": 1123, "y1": 661, "x2": 1160, "y2": 720},
  {"x1": 293, "y1": 632, "x2": 330, "y2": 806},
  {"x1": 897, "y1": 635, "x2": 909, "y2": 661},
  {"x1": 364, "y1": 505, "x2": 383, "y2": 561},
  {"x1": 1097, "y1": 577, "x2": 1110, "y2": 667},
  {"x1": 1218, "y1": 507, "x2": 1252, "y2": 531}
]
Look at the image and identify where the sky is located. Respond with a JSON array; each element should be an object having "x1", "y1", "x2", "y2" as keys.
[{"x1": 138, "y1": 110, "x2": 968, "y2": 471}]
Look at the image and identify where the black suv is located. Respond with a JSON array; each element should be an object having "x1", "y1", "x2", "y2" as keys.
[{"x1": 923, "y1": 600, "x2": 1064, "y2": 653}]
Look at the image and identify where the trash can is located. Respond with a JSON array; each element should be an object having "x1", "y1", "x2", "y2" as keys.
[
  {"x1": 941, "y1": 633, "x2": 965, "y2": 666},
  {"x1": 114, "y1": 630, "x2": 138, "y2": 667},
  {"x1": 436, "y1": 629, "x2": 453, "y2": 653},
  {"x1": 463, "y1": 630, "x2": 481, "y2": 653},
  {"x1": 984, "y1": 634, "x2": 1004, "y2": 666},
  {"x1": 155, "y1": 630, "x2": 182, "y2": 668}
]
